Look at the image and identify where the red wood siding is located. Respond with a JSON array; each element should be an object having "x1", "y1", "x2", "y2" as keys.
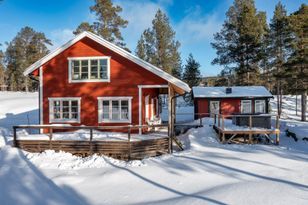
[
  {"x1": 42, "y1": 37, "x2": 167, "y2": 127},
  {"x1": 196, "y1": 99, "x2": 209, "y2": 117}
]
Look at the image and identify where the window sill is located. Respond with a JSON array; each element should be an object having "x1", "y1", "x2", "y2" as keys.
[
  {"x1": 99, "y1": 120, "x2": 131, "y2": 123},
  {"x1": 50, "y1": 119, "x2": 80, "y2": 123},
  {"x1": 70, "y1": 79, "x2": 110, "y2": 83}
]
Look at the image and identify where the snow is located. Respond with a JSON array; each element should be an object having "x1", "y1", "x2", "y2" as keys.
[
  {"x1": 1, "y1": 92, "x2": 308, "y2": 205},
  {"x1": 16, "y1": 129, "x2": 167, "y2": 141},
  {"x1": 193, "y1": 86, "x2": 273, "y2": 98}
]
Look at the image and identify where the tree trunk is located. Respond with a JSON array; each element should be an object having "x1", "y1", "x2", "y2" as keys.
[
  {"x1": 277, "y1": 81, "x2": 281, "y2": 118},
  {"x1": 301, "y1": 91, "x2": 307, "y2": 121}
]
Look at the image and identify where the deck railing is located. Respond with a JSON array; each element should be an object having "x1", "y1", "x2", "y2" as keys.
[{"x1": 212, "y1": 113, "x2": 280, "y2": 144}]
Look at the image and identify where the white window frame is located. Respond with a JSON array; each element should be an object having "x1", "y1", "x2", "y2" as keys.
[
  {"x1": 68, "y1": 56, "x2": 110, "y2": 83},
  {"x1": 241, "y1": 100, "x2": 252, "y2": 114},
  {"x1": 255, "y1": 100, "x2": 266, "y2": 113},
  {"x1": 48, "y1": 97, "x2": 81, "y2": 123},
  {"x1": 98, "y1": 97, "x2": 132, "y2": 123}
]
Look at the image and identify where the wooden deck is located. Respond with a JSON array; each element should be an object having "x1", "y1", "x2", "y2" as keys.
[
  {"x1": 13, "y1": 125, "x2": 171, "y2": 160},
  {"x1": 15, "y1": 137, "x2": 170, "y2": 160},
  {"x1": 213, "y1": 114, "x2": 280, "y2": 145}
]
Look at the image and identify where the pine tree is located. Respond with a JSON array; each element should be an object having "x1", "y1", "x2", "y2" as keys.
[
  {"x1": 5, "y1": 27, "x2": 52, "y2": 91},
  {"x1": 211, "y1": 0, "x2": 268, "y2": 85},
  {"x1": 0, "y1": 49, "x2": 5, "y2": 89},
  {"x1": 73, "y1": 22, "x2": 95, "y2": 35},
  {"x1": 267, "y1": 2, "x2": 293, "y2": 117},
  {"x1": 182, "y1": 54, "x2": 202, "y2": 88},
  {"x1": 135, "y1": 9, "x2": 182, "y2": 78},
  {"x1": 285, "y1": 4, "x2": 308, "y2": 121},
  {"x1": 74, "y1": 0, "x2": 128, "y2": 49}
]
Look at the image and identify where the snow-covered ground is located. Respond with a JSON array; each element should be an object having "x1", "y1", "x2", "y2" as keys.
[{"x1": 0, "y1": 92, "x2": 308, "y2": 205}]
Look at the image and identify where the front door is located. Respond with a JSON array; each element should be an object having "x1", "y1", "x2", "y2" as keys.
[{"x1": 210, "y1": 101, "x2": 220, "y2": 115}]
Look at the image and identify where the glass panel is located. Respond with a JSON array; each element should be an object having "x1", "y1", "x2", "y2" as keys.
[
  {"x1": 121, "y1": 100, "x2": 129, "y2": 120},
  {"x1": 71, "y1": 113, "x2": 78, "y2": 119},
  {"x1": 255, "y1": 100, "x2": 265, "y2": 113},
  {"x1": 72, "y1": 60, "x2": 80, "y2": 80},
  {"x1": 71, "y1": 100, "x2": 78, "y2": 107},
  {"x1": 99, "y1": 59, "x2": 108, "y2": 79},
  {"x1": 63, "y1": 112, "x2": 70, "y2": 119},
  {"x1": 90, "y1": 60, "x2": 98, "y2": 79},
  {"x1": 241, "y1": 101, "x2": 251, "y2": 113},
  {"x1": 81, "y1": 60, "x2": 88, "y2": 79},
  {"x1": 111, "y1": 100, "x2": 120, "y2": 120},
  {"x1": 102, "y1": 101, "x2": 109, "y2": 119}
]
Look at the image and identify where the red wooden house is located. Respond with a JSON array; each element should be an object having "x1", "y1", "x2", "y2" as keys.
[
  {"x1": 193, "y1": 86, "x2": 273, "y2": 118},
  {"x1": 23, "y1": 31, "x2": 190, "y2": 134}
]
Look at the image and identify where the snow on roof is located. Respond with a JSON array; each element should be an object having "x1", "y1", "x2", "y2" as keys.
[
  {"x1": 23, "y1": 31, "x2": 190, "y2": 93},
  {"x1": 192, "y1": 86, "x2": 273, "y2": 98}
]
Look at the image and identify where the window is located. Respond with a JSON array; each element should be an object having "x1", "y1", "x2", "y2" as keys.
[
  {"x1": 68, "y1": 57, "x2": 110, "y2": 82},
  {"x1": 241, "y1": 100, "x2": 252, "y2": 114},
  {"x1": 98, "y1": 97, "x2": 132, "y2": 123},
  {"x1": 49, "y1": 98, "x2": 81, "y2": 123},
  {"x1": 255, "y1": 100, "x2": 266, "y2": 113}
]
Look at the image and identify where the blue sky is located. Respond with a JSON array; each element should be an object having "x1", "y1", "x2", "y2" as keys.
[{"x1": 0, "y1": 0, "x2": 305, "y2": 76}]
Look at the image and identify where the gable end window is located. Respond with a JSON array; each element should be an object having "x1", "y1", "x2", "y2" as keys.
[
  {"x1": 255, "y1": 100, "x2": 266, "y2": 113},
  {"x1": 49, "y1": 97, "x2": 81, "y2": 123},
  {"x1": 241, "y1": 100, "x2": 252, "y2": 114},
  {"x1": 98, "y1": 97, "x2": 132, "y2": 123},
  {"x1": 68, "y1": 57, "x2": 110, "y2": 82}
]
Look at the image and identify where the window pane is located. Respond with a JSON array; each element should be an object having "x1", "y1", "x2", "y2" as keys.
[
  {"x1": 81, "y1": 60, "x2": 88, "y2": 79},
  {"x1": 72, "y1": 60, "x2": 80, "y2": 80},
  {"x1": 241, "y1": 101, "x2": 251, "y2": 113},
  {"x1": 90, "y1": 60, "x2": 98, "y2": 79},
  {"x1": 71, "y1": 113, "x2": 78, "y2": 119},
  {"x1": 63, "y1": 112, "x2": 69, "y2": 119},
  {"x1": 121, "y1": 100, "x2": 129, "y2": 120},
  {"x1": 112, "y1": 100, "x2": 120, "y2": 120},
  {"x1": 102, "y1": 101, "x2": 109, "y2": 119},
  {"x1": 100, "y1": 59, "x2": 108, "y2": 79},
  {"x1": 71, "y1": 100, "x2": 78, "y2": 106},
  {"x1": 255, "y1": 100, "x2": 265, "y2": 113}
]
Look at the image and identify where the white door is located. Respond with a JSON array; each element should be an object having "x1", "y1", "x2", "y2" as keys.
[{"x1": 210, "y1": 101, "x2": 220, "y2": 115}]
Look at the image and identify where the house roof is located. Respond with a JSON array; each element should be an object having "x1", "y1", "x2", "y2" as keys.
[
  {"x1": 192, "y1": 86, "x2": 273, "y2": 98},
  {"x1": 23, "y1": 31, "x2": 190, "y2": 92}
]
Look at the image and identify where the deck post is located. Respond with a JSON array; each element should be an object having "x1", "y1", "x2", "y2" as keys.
[
  {"x1": 13, "y1": 126, "x2": 17, "y2": 147},
  {"x1": 275, "y1": 115, "x2": 280, "y2": 145},
  {"x1": 49, "y1": 128, "x2": 53, "y2": 149},
  {"x1": 249, "y1": 133, "x2": 253, "y2": 144},
  {"x1": 168, "y1": 84, "x2": 175, "y2": 153},
  {"x1": 222, "y1": 116, "x2": 224, "y2": 130},
  {"x1": 89, "y1": 129, "x2": 93, "y2": 154},
  {"x1": 199, "y1": 117, "x2": 202, "y2": 127},
  {"x1": 128, "y1": 126, "x2": 131, "y2": 160},
  {"x1": 222, "y1": 133, "x2": 225, "y2": 143},
  {"x1": 218, "y1": 114, "x2": 221, "y2": 127},
  {"x1": 249, "y1": 116, "x2": 253, "y2": 144}
]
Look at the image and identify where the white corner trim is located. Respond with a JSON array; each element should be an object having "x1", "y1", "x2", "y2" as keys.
[
  {"x1": 23, "y1": 31, "x2": 190, "y2": 92},
  {"x1": 97, "y1": 96, "x2": 132, "y2": 123},
  {"x1": 39, "y1": 66, "x2": 43, "y2": 127},
  {"x1": 138, "y1": 87, "x2": 142, "y2": 135}
]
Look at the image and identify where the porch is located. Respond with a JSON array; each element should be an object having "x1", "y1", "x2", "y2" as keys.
[{"x1": 212, "y1": 113, "x2": 280, "y2": 144}]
